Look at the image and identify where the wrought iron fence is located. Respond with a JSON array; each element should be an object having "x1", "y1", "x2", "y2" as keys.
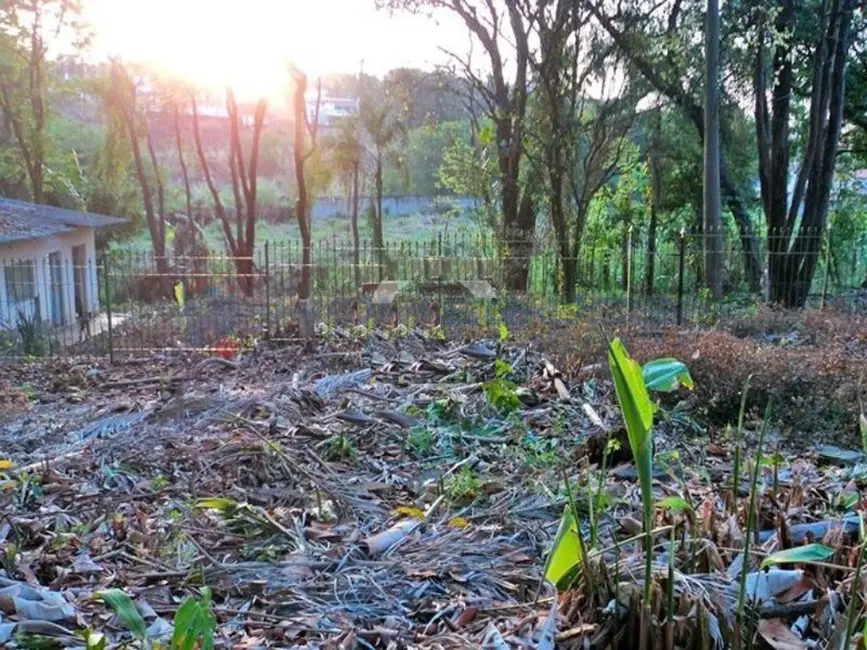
[{"x1": 1, "y1": 228, "x2": 865, "y2": 360}]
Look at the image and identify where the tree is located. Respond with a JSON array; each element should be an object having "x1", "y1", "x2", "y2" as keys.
[
  {"x1": 523, "y1": 0, "x2": 640, "y2": 301},
  {"x1": 0, "y1": 0, "x2": 87, "y2": 204},
  {"x1": 704, "y1": 0, "x2": 723, "y2": 299},
  {"x1": 327, "y1": 117, "x2": 364, "y2": 285},
  {"x1": 587, "y1": 0, "x2": 764, "y2": 293},
  {"x1": 359, "y1": 94, "x2": 404, "y2": 278},
  {"x1": 290, "y1": 67, "x2": 321, "y2": 300},
  {"x1": 382, "y1": 67, "x2": 468, "y2": 127},
  {"x1": 645, "y1": 109, "x2": 662, "y2": 295},
  {"x1": 108, "y1": 61, "x2": 168, "y2": 284},
  {"x1": 190, "y1": 88, "x2": 267, "y2": 296},
  {"x1": 380, "y1": 0, "x2": 536, "y2": 292},
  {"x1": 751, "y1": 0, "x2": 862, "y2": 305}
]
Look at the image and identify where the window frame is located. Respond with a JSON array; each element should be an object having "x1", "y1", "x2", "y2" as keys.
[{"x1": 4, "y1": 260, "x2": 37, "y2": 305}]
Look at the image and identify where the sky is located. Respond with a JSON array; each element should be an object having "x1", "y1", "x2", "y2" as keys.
[{"x1": 82, "y1": 0, "x2": 467, "y2": 101}]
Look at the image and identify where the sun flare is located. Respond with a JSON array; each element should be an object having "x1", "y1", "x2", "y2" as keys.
[{"x1": 83, "y1": 0, "x2": 456, "y2": 104}]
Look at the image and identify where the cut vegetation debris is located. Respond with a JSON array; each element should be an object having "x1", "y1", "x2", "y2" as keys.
[{"x1": 0, "y1": 324, "x2": 866, "y2": 648}]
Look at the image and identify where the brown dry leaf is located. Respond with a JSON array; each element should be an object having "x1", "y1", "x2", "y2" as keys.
[
  {"x1": 757, "y1": 619, "x2": 807, "y2": 650},
  {"x1": 775, "y1": 576, "x2": 815, "y2": 604}
]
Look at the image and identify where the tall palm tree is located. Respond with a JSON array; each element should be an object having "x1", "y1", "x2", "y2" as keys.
[
  {"x1": 327, "y1": 117, "x2": 364, "y2": 285},
  {"x1": 359, "y1": 97, "x2": 405, "y2": 280}
]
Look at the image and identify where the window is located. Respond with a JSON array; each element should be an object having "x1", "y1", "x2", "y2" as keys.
[{"x1": 5, "y1": 261, "x2": 36, "y2": 304}]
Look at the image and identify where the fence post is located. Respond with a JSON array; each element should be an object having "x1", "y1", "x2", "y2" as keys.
[
  {"x1": 626, "y1": 225, "x2": 634, "y2": 321},
  {"x1": 103, "y1": 254, "x2": 115, "y2": 364},
  {"x1": 676, "y1": 229, "x2": 686, "y2": 326},
  {"x1": 264, "y1": 241, "x2": 271, "y2": 338},
  {"x1": 820, "y1": 224, "x2": 831, "y2": 310}
]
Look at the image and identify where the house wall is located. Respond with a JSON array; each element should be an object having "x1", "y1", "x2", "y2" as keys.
[{"x1": 0, "y1": 227, "x2": 99, "y2": 330}]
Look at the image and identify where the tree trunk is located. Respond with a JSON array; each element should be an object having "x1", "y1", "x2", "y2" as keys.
[
  {"x1": 351, "y1": 158, "x2": 360, "y2": 286},
  {"x1": 646, "y1": 111, "x2": 661, "y2": 296},
  {"x1": 547, "y1": 166, "x2": 573, "y2": 301},
  {"x1": 173, "y1": 102, "x2": 193, "y2": 221},
  {"x1": 499, "y1": 127, "x2": 533, "y2": 293},
  {"x1": 374, "y1": 151, "x2": 386, "y2": 281},
  {"x1": 761, "y1": 0, "x2": 855, "y2": 307},
  {"x1": 190, "y1": 94, "x2": 238, "y2": 256},
  {"x1": 704, "y1": 0, "x2": 723, "y2": 300},
  {"x1": 293, "y1": 73, "x2": 312, "y2": 300},
  {"x1": 111, "y1": 64, "x2": 168, "y2": 294},
  {"x1": 503, "y1": 190, "x2": 535, "y2": 293}
]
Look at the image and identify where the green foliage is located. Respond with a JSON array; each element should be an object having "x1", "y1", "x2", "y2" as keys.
[
  {"x1": 171, "y1": 587, "x2": 216, "y2": 650},
  {"x1": 407, "y1": 427, "x2": 434, "y2": 458},
  {"x1": 642, "y1": 359, "x2": 695, "y2": 392},
  {"x1": 323, "y1": 434, "x2": 356, "y2": 462},
  {"x1": 446, "y1": 466, "x2": 480, "y2": 502},
  {"x1": 16, "y1": 308, "x2": 47, "y2": 358},
  {"x1": 543, "y1": 506, "x2": 582, "y2": 589},
  {"x1": 482, "y1": 377, "x2": 521, "y2": 412},
  {"x1": 657, "y1": 495, "x2": 692, "y2": 513},
  {"x1": 760, "y1": 543, "x2": 835, "y2": 568},
  {"x1": 196, "y1": 497, "x2": 279, "y2": 537},
  {"x1": 544, "y1": 340, "x2": 693, "y2": 593},
  {"x1": 494, "y1": 358, "x2": 514, "y2": 379},
  {"x1": 607, "y1": 337, "x2": 655, "y2": 609},
  {"x1": 97, "y1": 586, "x2": 216, "y2": 650},
  {"x1": 98, "y1": 589, "x2": 148, "y2": 643},
  {"x1": 392, "y1": 120, "x2": 471, "y2": 195}
]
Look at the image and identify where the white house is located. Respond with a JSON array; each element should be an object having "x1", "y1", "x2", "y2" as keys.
[{"x1": 0, "y1": 198, "x2": 127, "y2": 330}]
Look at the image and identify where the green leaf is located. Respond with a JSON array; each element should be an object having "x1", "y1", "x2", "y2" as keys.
[
  {"x1": 642, "y1": 358, "x2": 694, "y2": 392},
  {"x1": 86, "y1": 632, "x2": 107, "y2": 650},
  {"x1": 196, "y1": 497, "x2": 238, "y2": 512},
  {"x1": 761, "y1": 543, "x2": 836, "y2": 568},
  {"x1": 98, "y1": 589, "x2": 148, "y2": 642},
  {"x1": 171, "y1": 587, "x2": 216, "y2": 650},
  {"x1": 608, "y1": 337, "x2": 655, "y2": 606},
  {"x1": 497, "y1": 322, "x2": 509, "y2": 342},
  {"x1": 494, "y1": 358, "x2": 513, "y2": 379},
  {"x1": 544, "y1": 506, "x2": 582, "y2": 589},
  {"x1": 173, "y1": 280, "x2": 185, "y2": 309},
  {"x1": 482, "y1": 378, "x2": 521, "y2": 412},
  {"x1": 608, "y1": 338, "x2": 653, "y2": 468},
  {"x1": 657, "y1": 496, "x2": 692, "y2": 513}
]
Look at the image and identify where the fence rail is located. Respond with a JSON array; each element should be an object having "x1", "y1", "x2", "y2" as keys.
[{"x1": 1, "y1": 230, "x2": 865, "y2": 360}]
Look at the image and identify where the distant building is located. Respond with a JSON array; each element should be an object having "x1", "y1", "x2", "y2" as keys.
[{"x1": 307, "y1": 95, "x2": 357, "y2": 129}]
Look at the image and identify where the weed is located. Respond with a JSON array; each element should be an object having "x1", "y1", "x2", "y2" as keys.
[
  {"x1": 149, "y1": 475, "x2": 170, "y2": 491},
  {"x1": 655, "y1": 449, "x2": 680, "y2": 471},
  {"x1": 519, "y1": 432, "x2": 561, "y2": 468},
  {"x1": 98, "y1": 586, "x2": 216, "y2": 650},
  {"x1": 16, "y1": 306, "x2": 47, "y2": 358},
  {"x1": 494, "y1": 358, "x2": 515, "y2": 379},
  {"x1": 482, "y1": 377, "x2": 521, "y2": 412},
  {"x1": 446, "y1": 466, "x2": 481, "y2": 503},
  {"x1": 735, "y1": 399, "x2": 773, "y2": 647},
  {"x1": 14, "y1": 473, "x2": 43, "y2": 508},
  {"x1": 323, "y1": 434, "x2": 356, "y2": 462},
  {"x1": 407, "y1": 427, "x2": 434, "y2": 458},
  {"x1": 425, "y1": 398, "x2": 458, "y2": 424}
]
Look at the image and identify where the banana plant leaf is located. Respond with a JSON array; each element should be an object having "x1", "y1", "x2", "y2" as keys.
[{"x1": 642, "y1": 358, "x2": 694, "y2": 392}]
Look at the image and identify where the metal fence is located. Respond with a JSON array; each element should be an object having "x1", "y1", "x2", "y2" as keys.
[{"x1": 1, "y1": 229, "x2": 865, "y2": 360}]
